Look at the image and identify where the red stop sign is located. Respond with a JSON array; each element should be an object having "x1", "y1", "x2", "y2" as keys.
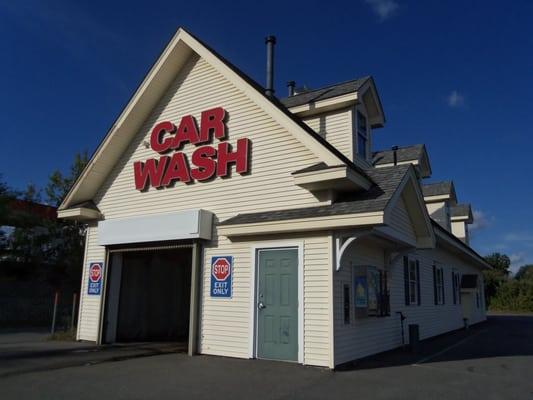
[
  {"x1": 212, "y1": 258, "x2": 230, "y2": 281},
  {"x1": 89, "y1": 264, "x2": 102, "y2": 283}
]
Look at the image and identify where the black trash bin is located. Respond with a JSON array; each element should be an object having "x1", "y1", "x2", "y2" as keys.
[{"x1": 409, "y1": 324, "x2": 420, "y2": 353}]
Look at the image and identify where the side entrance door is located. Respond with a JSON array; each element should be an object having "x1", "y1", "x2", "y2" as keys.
[{"x1": 256, "y1": 248, "x2": 299, "y2": 362}]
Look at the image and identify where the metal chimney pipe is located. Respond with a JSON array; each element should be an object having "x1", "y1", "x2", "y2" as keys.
[
  {"x1": 287, "y1": 81, "x2": 295, "y2": 97},
  {"x1": 265, "y1": 35, "x2": 276, "y2": 97},
  {"x1": 392, "y1": 146, "x2": 399, "y2": 166}
]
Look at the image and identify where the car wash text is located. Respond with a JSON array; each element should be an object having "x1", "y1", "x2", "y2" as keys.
[{"x1": 134, "y1": 107, "x2": 251, "y2": 190}]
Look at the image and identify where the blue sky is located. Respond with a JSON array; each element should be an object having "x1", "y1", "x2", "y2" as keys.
[{"x1": 1, "y1": 0, "x2": 532, "y2": 272}]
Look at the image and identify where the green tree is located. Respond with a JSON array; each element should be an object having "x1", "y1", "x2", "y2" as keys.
[
  {"x1": 515, "y1": 265, "x2": 533, "y2": 281},
  {"x1": 490, "y1": 280, "x2": 533, "y2": 312},
  {"x1": 42, "y1": 152, "x2": 89, "y2": 288},
  {"x1": 483, "y1": 252, "x2": 511, "y2": 306},
  {"x1": 484, "y1": 253, "x2": 511, "y2": 275},
  {"x1": 45, "y1": 151, "x2": 88, "y2": 207}
]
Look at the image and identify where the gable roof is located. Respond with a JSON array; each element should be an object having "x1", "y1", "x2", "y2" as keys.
[
  {"x1": 220, "y1": 164, "x2": 435, "y2": 247},
  {"x1": 59, "y1": 28, "x2": 372, "y2": 211},
  {"x1": 373, "y1": 144, "x2": 425, "y2": 165},
  {"x1": 280, "y1": 77, "x2": 371, "y2": 108},
  {"x1": 451, "y1": 203, "x2": 473, "y2": 223},
  {"x1": 220, "y1": 164, "x2": 410, "y2": 225},
  {"x1": 451, "y1": 203, "x2": 471, "y2": 218},
  {"x1": 422, "y1": 181, "x2": 456, "y2": 199}
]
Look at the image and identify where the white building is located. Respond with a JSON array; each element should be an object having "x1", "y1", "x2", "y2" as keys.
[{"x1": 58, "y1": 28, "x2": 488, "y2": 369}]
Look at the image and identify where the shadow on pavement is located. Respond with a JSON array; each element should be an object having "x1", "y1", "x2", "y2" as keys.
[{"x1": 336, "y1": 315, "x2": 533, "y2": 371}]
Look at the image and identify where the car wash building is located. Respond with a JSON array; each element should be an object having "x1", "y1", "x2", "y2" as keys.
[{"x1": 58, "y1": 28, "x2": 489, "y2": 369}]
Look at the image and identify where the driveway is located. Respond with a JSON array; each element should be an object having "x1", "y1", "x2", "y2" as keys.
[{"x1": 1, "y1": 314, "x2": 532, "y2": 400}]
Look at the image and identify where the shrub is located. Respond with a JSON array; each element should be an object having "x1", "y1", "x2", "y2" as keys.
[{"x1": 490, "y1": 280, "x2": 533, "y2": 312}]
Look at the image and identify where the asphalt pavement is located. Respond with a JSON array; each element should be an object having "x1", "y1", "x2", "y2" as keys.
[{"x1": 1, "y1": 314, "x2": 532, "y2": 400}]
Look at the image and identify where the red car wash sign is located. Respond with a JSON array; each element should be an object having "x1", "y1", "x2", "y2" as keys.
[
  {"x1": 133, "y1": 107, "x2": 251, "y2": 190},
  {"x1": 210, "y1": 256, "x2": 233, "y2": 298},
  {"x1": 87, "y1": 262, "x2": 104, "y2": 295}
]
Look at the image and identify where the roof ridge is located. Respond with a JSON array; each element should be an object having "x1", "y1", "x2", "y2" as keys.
[
  {"x1": 373, "y1": 144, "x2": 424, "y2": 154},
  {"x1": 281, "y1": 76, "x2": 372, "y2": 99}
]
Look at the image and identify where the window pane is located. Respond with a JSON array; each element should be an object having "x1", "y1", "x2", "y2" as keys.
[
  {"x1": 410, "y1": 282, "x2": 416, "y2": 303},
  {"x1": 357, "y1": 134, "x2": 367, "y2": 158},
  {"x1": 358, "y1": 111, "x2": 367, "y2": 132}
]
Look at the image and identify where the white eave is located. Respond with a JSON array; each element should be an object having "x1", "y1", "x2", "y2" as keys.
[
  {"x1": 292, "y1": 165, "x2": 372, "y2": 193},
  {"x1": 288, "y1": 92, "x2": 358, "y2": 116},
  {"x1": 57, "y1": 207, "x2": 102, "y2": 221},
  {"x1": 218, "y1": 211, "x2": 385, "y2": 237}
]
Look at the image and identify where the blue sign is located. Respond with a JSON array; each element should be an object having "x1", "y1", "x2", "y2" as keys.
[
  {"x1": 87, "y1": 262, "x2": 104, "y2": 295},
  {"x1": 354, "y1": 275, "x2": 368, "y2": 308},
  {"x1": 210, "y1": 256, "x2": 232, "y2": 298}
]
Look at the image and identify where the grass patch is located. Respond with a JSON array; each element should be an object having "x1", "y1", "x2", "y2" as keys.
[{"x1": 48, "y1": 330, "x2": 76, "y2": 341}]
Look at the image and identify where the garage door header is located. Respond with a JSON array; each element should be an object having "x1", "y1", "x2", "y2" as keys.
[{"x1": 98, "y1": 209, "x2": 213, "y2": 246}]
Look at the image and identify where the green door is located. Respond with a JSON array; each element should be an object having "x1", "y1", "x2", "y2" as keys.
[{"x1": 257, "y1": 248, "x2": 299, "y2": 362}]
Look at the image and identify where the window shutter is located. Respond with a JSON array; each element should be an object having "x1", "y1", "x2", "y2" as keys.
[
  {"x1": 416, "y1": 260, "x2": 421, "y2": 305},
  {"x1": 442, "y1": 270, "x2": 445, "y2": 304},
  {"x1": 452, "y1": 271, "x2": 456, "y2": 304},
  {"x1": 403, "y1": 256, "x2": 409, "y2": 306},
  {"x1": 433, "y1": 265, "x2": 438, "y2": 305}
]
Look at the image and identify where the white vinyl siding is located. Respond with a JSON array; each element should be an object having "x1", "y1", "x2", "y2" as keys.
[
  {"x1": 333, "y1": 242, "x2": 487, "y2": 366},
  {"x1": 94, "y1": 54, "x2": 325, "y2": 219},
  {"x1": 302, "y1": 108, "x2": 353, "y2": 160},
  {"x1": 197, "y1": 232, "x2": 332, "y2": 367},
  {"x1": 389, "y1": 195, "x2": 417, "y2": 242},
  {"x1": 77, "y1": 224, "x2": 106, "y2": 341},
  {"x1": 79, "y1": 53, "x2": 333, "y2": 366}
]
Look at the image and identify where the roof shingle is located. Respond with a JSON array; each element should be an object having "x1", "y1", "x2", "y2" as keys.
[
  {"x1": 280, "y1": 77, "x2": 371, "y2": 109},
  {"x1": 422, "y1": 181, "x2": 455, "y2": 197},
  {"x1": 373, "y1": 144, "x2": 425, "y2": 166},
  {"x1": 219, "y1": 164, "x2": 411, "y2": 226}
]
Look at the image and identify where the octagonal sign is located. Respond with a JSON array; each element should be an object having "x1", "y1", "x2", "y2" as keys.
[
  {"x1": 210, "y1": 256, "x2": 233, "y2": 298},
  {"x1": 88, "y1": 262, "x2": 104, "y2": 295}
]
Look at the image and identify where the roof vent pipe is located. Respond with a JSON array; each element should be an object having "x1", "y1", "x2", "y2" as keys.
[
  {"x1": 265, "y1": 35, "x2": 276, "y2": 97},
  {"x1": 287, "y1": 81, "x2": 295, "y2": 97},
  {"x1": 392, "y1": 145, "x2": 399, "y2": 166}
]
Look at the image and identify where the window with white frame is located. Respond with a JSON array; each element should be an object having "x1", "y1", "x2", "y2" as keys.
[
  {"x1": 356, "y1": 111, "x2": 368, "y2": 159},
  {"x1": 404, "y1": 257, "x2": 420, "y2": 306},
  {"x1": 409, "y1": 260, "x2": 418, "y2": 304},
  {"x1": 452, "y1": 269, "x2": 461, "y2": 304},
  {"x1": 434, "y1": 265, "x2": 445, "y2": 305}
]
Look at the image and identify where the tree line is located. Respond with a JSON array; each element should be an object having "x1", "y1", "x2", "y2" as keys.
[
  {"x1": 0, "y1": 152, "x2": 88, "y2": 291},
  {"x1": 483, "y1": 253, "x2": 533, "y2": 312}
]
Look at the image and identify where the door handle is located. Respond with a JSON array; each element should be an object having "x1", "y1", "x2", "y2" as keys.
[{"x1": 258, "y1": 301, "x2": 266, "y2": 310}]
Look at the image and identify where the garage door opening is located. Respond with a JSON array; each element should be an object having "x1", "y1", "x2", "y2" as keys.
[{"x1": 102, "y1": 246, "x2": 192, "y2": 346}]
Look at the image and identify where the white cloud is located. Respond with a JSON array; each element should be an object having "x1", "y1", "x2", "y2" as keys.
[
  {"x1": 447, "y1": 90, "x2": 465, "y2": 108},
  {"x1": 470, "y1": 210, "x2": 492, "y2": 231},
  {"x1": 510, "y1": 252, "x2": 525, "y2": 264},
  {"x1": 503, "y1": 233, "x2": 533, "y2": 244},
  {"x1": 365, "y1": 0, "x2": 399, "y2": 21}
]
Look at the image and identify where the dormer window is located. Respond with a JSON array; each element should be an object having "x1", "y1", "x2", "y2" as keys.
[{"x1": 357, "y1": 111, "x2": 368, "y2": 159}]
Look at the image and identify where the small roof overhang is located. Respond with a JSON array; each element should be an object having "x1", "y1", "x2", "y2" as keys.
[
  {"x1": 373, "y1": 144, "x2": 432, "y2": 178},
  {"x1": 218, "y1": 211, "x2": 384, "y2": 237},
  {"x1": 423, "y1": 181, "x2": 457, "y2": 204},
  {"x1": 450, "y1": 203, "x2": 473, "y2": 224},
  {"x1": 283, "y1": 77, "x2": 385, "y2": 128},
  {"x1": 292, "y1": 163, "x2": 372, "y2": 193},
  {"x1": 57, "y1": 206, "x2": 102, "y2": 221}
]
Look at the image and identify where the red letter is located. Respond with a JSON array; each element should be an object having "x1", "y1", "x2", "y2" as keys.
[
  {"x1": 161, "y1": 152, "x2": 191, "y2": 186},
  {"x1": 191, "y1": 146, "x2": 217, "y2": 181},
  {"x1": 199, "y1": 107, "x2": 226, "y2": 143},
  {"x1": 133, "y1": 157, "x2": 169, "y2": 190},
  {"x1": 150, "y1": 121, "x2": 176, "y2": 153},
  {"x1": 171, "y1": 115, "x2": 200, "y2": 150},
  {"x1": 216, "y1": 138, "x2": 250, "y2": 177}
]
